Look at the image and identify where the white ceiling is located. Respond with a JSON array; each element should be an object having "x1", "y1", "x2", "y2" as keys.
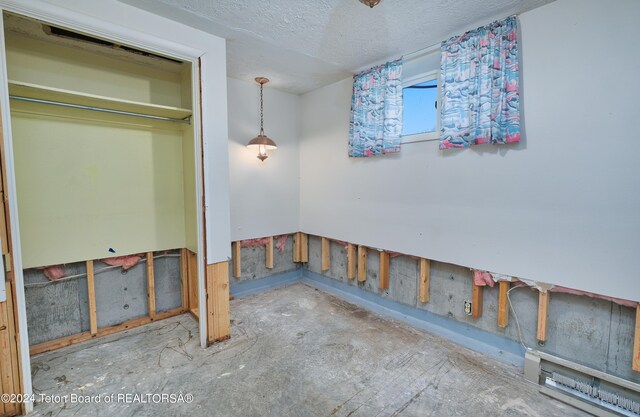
[{"x1": 118, "y1": 0, "x2": 554, "y2": 94}]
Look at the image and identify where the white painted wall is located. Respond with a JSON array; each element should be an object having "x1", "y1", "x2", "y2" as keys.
[
  {"x1": 227, "y1": 77, "x2": 300, "y2": 240},
  {"x1": 299, "y1": 0, "x2": 640, "y2": 301}
]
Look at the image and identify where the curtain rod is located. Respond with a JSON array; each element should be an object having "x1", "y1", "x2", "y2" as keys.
[
  {"x1": 356, "y1": 13, "x2": 521, "y2": 72},
  {"x1": 9, "y1": 95, "x2": 192, "y2": 125}
]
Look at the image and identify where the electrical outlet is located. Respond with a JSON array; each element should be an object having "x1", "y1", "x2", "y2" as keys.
[{"x1": 464, "y1": 300, "x2": 472, "y2": 315}]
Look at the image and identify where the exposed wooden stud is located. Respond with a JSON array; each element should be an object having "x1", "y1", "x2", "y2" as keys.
[
  {"x1": 379, "y1": 251, "x2": 390, "y2": 289},
  {"x1": 357, "y1": 245, "x2": 367, "y2": 282},
  {"x1": 293, "y1": 232, "x2": 308, "y2": 263},
  {"x1": 537, "y1": 291, "x2": 550, "y2": 343},
  {"x1": 321, "y1": 237, "x2": 330, "y2": 272},
  {"x1": 419, "y1": 258, "x2": 430, "y2": 303},
  {"x1": 472, "y1": 282, "x2": 483, "y2": 319},
  {"x1": 146, "y1": 252, "x2": 156, "y2": 320},
  {"x1": 180, "y1": 249, "x2": 189, "y2": 310},
  {"x1": 293, "y1": 233, "x2": 300, "y2": 262},
  {"x1": 299, "y1": 233, "x2": 308, "y2": 263},
  {"x1": 498, "y1": 281, "x2": 510, "y2": 328},
  {"x1": 187, "y1": 251, "x2": 199, "y2": 311},
  {"x1": 0, "y1": 297, "x2": 16, "y2": 415},
  {"x1": 347, "y1": 243, "x2": 356, "y2": 280},
  {"x1": 633, "y1": 304, "x2": 640, "y2": 372},
  {"x1": 29, "y1": 307, "x2": 186, "y2": 356},
  {"x1": 232, "y1": 241, "x2": 241, "y2": 278},
  {"x1": 266, "y1": 236, "x2": 274, "y2": 269},
  {"x1": 86, "y1": 260, "x2": 97, "y2": 335},
  {"x1": 206, "y1": 261, "x2": 230, "y2": 345},
  {"x1": 5, "y1": 283, "x2": 21, "y2": 410}
]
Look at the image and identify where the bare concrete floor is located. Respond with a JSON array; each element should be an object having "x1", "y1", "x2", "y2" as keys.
[{"x1": 30, "y1": 283, "x2": 587, "y2": 416}]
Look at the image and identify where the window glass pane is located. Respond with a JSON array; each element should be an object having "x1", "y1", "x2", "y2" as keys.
[{"x1": 402, "y1": 79, "x2": 437, "y2": 136}]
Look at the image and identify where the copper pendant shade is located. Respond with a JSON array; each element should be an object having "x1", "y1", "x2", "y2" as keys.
[
  {"x1": 359, "y1": 0, "x2": 382, "y2": 8},
  {"x1": 247, "y1": 77, "x2": 277, "y2": 161}
]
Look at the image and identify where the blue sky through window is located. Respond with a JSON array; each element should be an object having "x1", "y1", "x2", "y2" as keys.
[{"x1": 402, "y1": 79, "x2": 437, "y2": 136}]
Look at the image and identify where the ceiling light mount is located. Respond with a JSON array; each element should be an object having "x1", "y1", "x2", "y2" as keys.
[
  {"x1": 247, "y1": 77, "x2": 277, "y2": 162},
  {"x1": 359, "y1": 0, "x2": 382, "y2": 8}
]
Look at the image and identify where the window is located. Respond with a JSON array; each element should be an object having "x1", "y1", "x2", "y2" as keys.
[{"x1": 402, "y1": 71, "x2": 440, "y2": 143}]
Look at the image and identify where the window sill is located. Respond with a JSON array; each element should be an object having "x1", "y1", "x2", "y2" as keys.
[{"x1": 401, "y1": 132, "x2": 439, "y2": 144}]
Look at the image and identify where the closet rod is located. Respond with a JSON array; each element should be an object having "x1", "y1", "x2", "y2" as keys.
[{"x1": 9, "y1": 95, "x2": 192, "y2": 124}]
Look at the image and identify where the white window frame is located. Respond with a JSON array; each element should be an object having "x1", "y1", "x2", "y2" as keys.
[{"x1": 401, "y1": 69, "x2": 441, "y2": 144}]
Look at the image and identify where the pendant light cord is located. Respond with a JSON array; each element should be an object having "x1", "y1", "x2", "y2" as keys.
[{"x1": 259, "y1": 83, "x2": 265, "y2": 136}]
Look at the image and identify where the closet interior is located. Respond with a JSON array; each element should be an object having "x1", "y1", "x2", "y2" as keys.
[{"x1": 4, "y1": 12, "x2": 201, "y2": 353}]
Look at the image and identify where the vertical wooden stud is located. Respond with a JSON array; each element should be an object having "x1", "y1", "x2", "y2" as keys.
[
  {"x1": 86, "y1": 260, "x2": 97, "y2": 335},
  {"x1": 266, "y1": 236, "x2": 274, "y2": 269},
  {"x1": 293, "y1": 233, "x2": 300, "y2": 262},
  {"x1": 187, "y1": 251, "x2": 199, "y2": 313},
  {"x1": 299, "y1": 233, "x2": 308, "y2": 263},
  {"x1": 357, "y1": 245, "x2": 367, "y2": 282},
  {"x1": 379, "y1": 251, "x2": 390, "y2": 289},
  {"x1": 206, "y1": 261, "x2": 230, "y2": 344},
  {"x1": 180, "y1": 249, "x2": 189, "y2": 310},
  {"x1": 321, "y1": 237, "x2": 330, "y2": 272},
  {"x1": 232, "y1": 241, "x2": 241, "y2": 278},
  {"x1": 0, "y1": 299, "x2": 16, "y2": 415},
  {"x1": 537, "y1": 291, "x2": 550, "y2": 343},
  {"x1": 146, "y1": 252, "x2": 156, "y2": 320},
  {"x1": 633, "y1": 304, "x2": 640, "y2": 372},
  {"x1": 472, "y1": 283, "x2": 483, "y2": 318},
  {"x1": 497, "y1": 281, "x2": 510, "y2": 328},
  {"x1": 347, "y1": 243, "x2": 356, "y2": 280},
  {"x1": 5, "y1": 284, "x2": 21, "y2": 404},
  {"x1": 419, "y1": 258, "x2": 430, "y2": 303}
]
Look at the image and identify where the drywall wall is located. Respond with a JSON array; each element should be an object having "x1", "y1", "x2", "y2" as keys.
[
  {"x1": 5, "y1": 32, "x2": 185, "y2": 109},
  {"x1": 299, "y1": 0, "x2": 640, "y2": 302},
  {"x1": 227, "y1": 77, "x2": 300, "y2": 241},
  {"x1": 11, "y1": 108, "x2": 186, "y2": 268}
]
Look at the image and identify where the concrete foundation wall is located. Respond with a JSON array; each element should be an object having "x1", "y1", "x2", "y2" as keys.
[
  {"x1": 229, "y1": 235, "x2": 300, "y2": 285},
  {"x1": 24, "y1": 263, "x2": 90, "y2": 345},
  {"x1": 305, "y1": 235, "x2": 639, "y2": 384},
  {"x1": 24, "y1": 252, "x2": 182, "y2": 345}
]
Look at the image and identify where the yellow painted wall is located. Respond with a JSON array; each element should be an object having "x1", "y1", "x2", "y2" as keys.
[
  {"x1": 5, "y1": 33, "x2": 188, "y2": 109},
  {"x1": 11, "y1": 104, "x2": 187, "y2": 268},
  {"x1": 6, "y1": 28, "x2": 200, "y2": 268}
]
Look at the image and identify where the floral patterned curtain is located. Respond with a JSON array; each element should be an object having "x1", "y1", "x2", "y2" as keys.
[
  {"x1": 348, "y1": 59, "x2": 403, "y2": 157},
  {"x1": 440, "y1": 16, "x2": 520, "y2": 150}
]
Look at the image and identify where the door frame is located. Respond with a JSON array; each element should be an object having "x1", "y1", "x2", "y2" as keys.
[{"x1": 0, "y1": 1, "x2": 215, "y2": 412}]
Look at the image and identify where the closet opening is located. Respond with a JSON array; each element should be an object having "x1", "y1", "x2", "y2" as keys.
[{"x1": 3, "y1": 11, "x2": 203, "y2": 355}]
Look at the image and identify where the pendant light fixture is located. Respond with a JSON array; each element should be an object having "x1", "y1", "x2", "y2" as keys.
[
  {"x1": 359, "y1": 0, "x2": 382, "y2": 8},
  {"x1": 247, "y1": 77, "x2": 277, "y2": 161}
]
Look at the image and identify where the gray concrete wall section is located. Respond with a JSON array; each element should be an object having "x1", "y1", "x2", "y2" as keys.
[
  {"x1": 153, "y1": 253, "x2": 182, "y2": 312},
  {"x1": 229, "y1": 234, "x2": 300, "y2": 285},
  {"x1": 24, "y1": 262, "x2": 90, "y2": 345},
  {"x1": 305, "y1": 235, "x2": 639, "y2": 384},
  {"x1": 24, "y1": 253, "x2": 183, "y2": 344},
  {"x1": 94, "y1": 260, "x2": 149, "y2": 327}
]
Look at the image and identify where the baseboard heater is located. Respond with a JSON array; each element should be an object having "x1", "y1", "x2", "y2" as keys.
[{"x1": 524, "y1": 351, "x2": 640, "y2": 416}]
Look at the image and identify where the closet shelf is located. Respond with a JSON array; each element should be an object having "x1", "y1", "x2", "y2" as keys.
[{"x1": 8, "y1": 80, "x2": 192, "y2": 121}]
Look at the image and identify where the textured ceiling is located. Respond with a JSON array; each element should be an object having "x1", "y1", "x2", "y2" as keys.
[{"x1": 118, "y1": 0, "x2": 554, "y2": 94}]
